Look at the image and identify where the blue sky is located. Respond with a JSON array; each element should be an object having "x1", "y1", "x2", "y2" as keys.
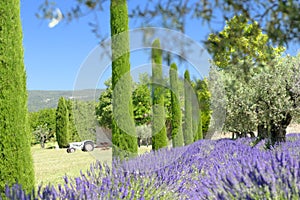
[
  {"x1": 21, "y1": 0, "x2": 102, "y2": 90},
  {"x1": 21, "y1": 1, "x2": 299, "y2": 90}
]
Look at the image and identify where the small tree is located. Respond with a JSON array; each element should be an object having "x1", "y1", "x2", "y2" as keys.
[
  {"x1": 136, "y1": 124, "x2": 152, "y2": 147},
  {"x1": 151, "y1": 39, "x2": 168, "y2": 150},
  {"x1": 29, "y1": 108, "x2": 56, "y2": 145},
  {"x1": 56, "y1": 97, "x2": 70, "y2": 148},
  {"x1": 96, "y1": 79, "x2": 113, "y2": 129},
  {"x1": 170, "y1": 63, "x2": 184, "y2": 147},
  {"x1": 96, "y1": 76, "x2": 154, "y2": 130},
  {"x1": 33, "y1": 124, "x2": 52, "y2": 148},
  {"x1": 132, "y1": 83, "x2": 151, "y2": 126},
  {"x1": 183, "y1": 70, "x2": 193, "y2": 145}
]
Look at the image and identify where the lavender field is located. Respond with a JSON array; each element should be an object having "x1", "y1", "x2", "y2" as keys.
[{"x1": 6, "y1": 134, "x2": 300, "y2": 199}]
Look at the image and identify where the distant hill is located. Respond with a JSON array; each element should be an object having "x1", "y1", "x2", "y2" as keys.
[{"x1": 28, "y1": 89, "x2": 104, "y2": 112}]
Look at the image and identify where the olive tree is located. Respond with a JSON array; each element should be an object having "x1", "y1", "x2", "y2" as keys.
[{"x1": 38, "y1": 0, "x2": 300, "y2": 46}]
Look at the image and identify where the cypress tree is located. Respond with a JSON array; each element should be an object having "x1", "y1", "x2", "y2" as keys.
[
  {"x1": 198, "y1": 110, "x2": 203, "y2": 140},
  {"x1": 110, "y1": 0, "x2": 137, "y2": 158},
  {"x1": 170, "y1": 63, "x2": 184, "y2": 147},
  {"x1": 192, "y1": 87, "x2": 203, "y2": 141},
  {"x1": 196, "y1": 88, "x2": 204, "y2": 140},
  {"x1": 184, "y1": 70, "x2": 193, "y2": 145},
  {"x1": 56, "y1": 97, "x2": 70, "y2": 148},
  {"x1": 194, "y1": 109, "x2": 203, "y2": 141},
  {"x1": 66, "y1": 100, "x2": 80, "y2": 142},
  {"x1": 193, "y1": 79, "x2": 211, "y2": 137},
  {"x1": 151, "y1": 39, "x2": 168, "y2": 150},
  {"x1": 0, "y1": 0, "x2": 35, "y2": 193}
]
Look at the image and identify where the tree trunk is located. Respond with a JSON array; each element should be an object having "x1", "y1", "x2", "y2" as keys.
[
  {"x1": 257, "y1": 124, "x2": 269, "y2": 139},
  {"x1": 270, "y1": 113, "x2": 292, "y2": 145},
  {"x1": 270, "y1": 123, "x2": 286, "y2": 144},
  {"x1": 248, "y1": 131, "x2": 255, "y2": 138},
  {"x1": 137, "y1": 137, "x2": 141, "y2": 147},
  {"x1": 40, "y1": 140, "x2": 45, "y2": 149}
]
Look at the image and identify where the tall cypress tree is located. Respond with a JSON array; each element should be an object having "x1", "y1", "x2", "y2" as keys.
[
  {"x1": 56, "y1": 97, "x2": 70, "y2": 148},
  {"x1": 151, "y1": 39, "x2": 168, "y2": 150},
  {"x1": 111, "y1": 0, "x2": 137, "y2": 158},
  {"x1": 194, "y1": 108, "x2": 203, "y2": 141},
  {"x1": 198, "y1": 110, "x2": 203, "y2": 140},
  {"x1": 170, "y1": 63, "x2": 184, "y2": 147},
  {"x1": 66, "y1": 100, "x2": 80, "y2": 142},
  {"x1": 192, "y1": 87, "x2": 204, "y2": 141},
  {"x1": 194, "y1": 89, "x2": 203, "y2": 141},
  {"x1": 0, "y1": 0, "x2": 35, "y2": 193},
  {"x1": 184, "y1": 70, "x2": 193, "y2": 145}
]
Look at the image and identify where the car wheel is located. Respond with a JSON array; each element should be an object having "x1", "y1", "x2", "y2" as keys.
[
  {"x1": 70, "y1": 148, "x2": 76, "y2": 153},
  {"x1": 83, "y1": 141, "x2": 94, "y2": 152},
  {"x1": 67, "y1": 148, "x2": 76, "y2": 153}
]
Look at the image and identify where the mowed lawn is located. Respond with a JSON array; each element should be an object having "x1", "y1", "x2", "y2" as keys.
[{"x1": 32, "y1": 143, "x2": 151, "y2": 187}]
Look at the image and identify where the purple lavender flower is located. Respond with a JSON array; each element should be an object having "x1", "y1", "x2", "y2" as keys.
[{"x1": 5, "y1": 135, "x2": 300, "y2": 199}]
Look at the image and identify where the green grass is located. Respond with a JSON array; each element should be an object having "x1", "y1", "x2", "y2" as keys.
[
  {"x1": 32, "y1": 142, "x2": 151, "y2": 188},
  {"x1": 138, "y1": 145, "x2": 152, "y2": 155}
]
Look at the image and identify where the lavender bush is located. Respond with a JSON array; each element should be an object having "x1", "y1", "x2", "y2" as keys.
[{"x1": 5, "y1": 134, "x2": 300, "y2": 199}]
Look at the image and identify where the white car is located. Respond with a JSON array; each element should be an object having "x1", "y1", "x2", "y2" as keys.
[{"x1": 66, "y1": 140, "x2": 94, "y2": 153}]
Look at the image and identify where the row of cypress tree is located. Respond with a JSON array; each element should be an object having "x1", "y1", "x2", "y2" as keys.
[
  {"x1": 110, "y1": 0, "x2": 200, "y2": 157},
  {"x1": 0, "y1": 0, "x2": 203, "y2": 194},
  {"x1": 109, "y1": 1, "x2": 203, "y2": 155},
  {"x1": 151, "y1": 40, "x2": 203, "y2": 150}
]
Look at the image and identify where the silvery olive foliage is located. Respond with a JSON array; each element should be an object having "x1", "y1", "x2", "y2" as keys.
[
  {"x1": 210, "y1": 54, "x2": 300, "y2": 135},
  {"x1": 206, "y1": 15, "x2": 300, "y2": 140},
  {"x1": 253, "y1": 55, "x2": 300, "y2": 126},
  {"x1": 136, "y1": 124, "x2": 151, "y2": 141},
  {"x1": 207, "y1": 65, "x2": 227, "y2": 138}
]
